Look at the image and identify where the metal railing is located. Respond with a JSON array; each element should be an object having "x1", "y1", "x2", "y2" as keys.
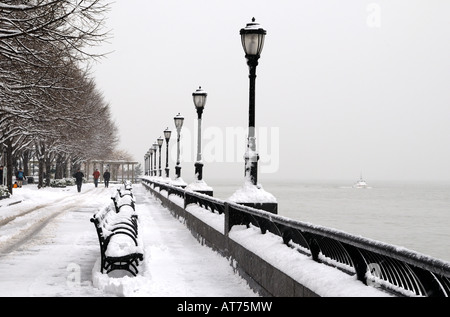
[{"x1": 141, "y1": 177, "x2": 450, "y2": 297}]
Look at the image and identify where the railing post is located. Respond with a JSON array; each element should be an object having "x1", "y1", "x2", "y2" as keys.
[
  {"x1": 345, "y1": 245, "x2": 369, "y2": 284},
  {"x1": 303, "y1": 233, "x2": 320, "y2": 263},
  {"x1": 184, "y1": 191, "x2": 193, "y2": 209},
  {"x1": 224, "y1": 202, "x2": 230, "y2": 236},
  {"x1": 225, "y1": 203, "x2": 248, "y2": 236}
]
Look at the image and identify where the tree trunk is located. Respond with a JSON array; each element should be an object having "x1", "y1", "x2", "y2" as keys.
[
  {"x1": 55, "y1": 154, "x2": 64, "y2": 179},
  {"x1": 6, "y1": 139, "x2": 13, "y2": 194},
  {"x1": 45, "y1": 157, "x2": 51, "y2": 187},
  {"x1": 38, "y1": 160, "x2": 45, "y2": 189},
  {"x1": 23, "y1": 151, "x2": 30, "y2": 177}
]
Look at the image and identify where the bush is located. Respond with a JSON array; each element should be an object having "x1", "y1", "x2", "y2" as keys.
[
  {"x1": 0, "y1": 185, "x2": 10, "y2": 199},
  {"x1": 50, "y1": 179, "x2": 66, "y2": 188},
  {"x1": 50, "y1": 178, "x2": 76, "y2": 188},
  {"x1": 65, "y1": 178, "x2": 76, "y2": 186}
]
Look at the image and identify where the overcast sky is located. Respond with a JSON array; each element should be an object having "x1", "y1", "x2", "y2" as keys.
[{"x1": 90, "y1": 0, "x2": 450, "y2": 184}]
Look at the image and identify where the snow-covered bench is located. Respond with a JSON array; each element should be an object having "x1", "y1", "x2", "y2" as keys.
[
  {"x1": 111, "y1": 185, "x2": 135, "y2": 212},
  {"x1": 91, "y1": 183, "x2": 143, "y2": 276}
]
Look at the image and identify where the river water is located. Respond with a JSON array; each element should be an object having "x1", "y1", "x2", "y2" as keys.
[{"x1": 208, "y1": 179, "x2": 450, "y2": 263}]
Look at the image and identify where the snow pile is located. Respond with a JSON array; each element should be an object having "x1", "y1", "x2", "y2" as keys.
[
  {"x1": 185, "y1": 202, "x2": 225, "y2": 234},
  {"x1": 228, "y1": 180, "x2": 277, "y2": 203},
  {"x1": 105, "y1": 234, "x2": 142, "y2": 258},
  {"x1": 170, "y1": 177, "x2": 187, "y2": 187},
  {"x1": 228, "y1": 224, "x2": 392, "y2": 297},
  {"x1": 185, "y1": 179, "x2": 213, "y2": 192}
]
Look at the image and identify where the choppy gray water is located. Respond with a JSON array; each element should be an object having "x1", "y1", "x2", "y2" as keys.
[{"x1": 208, "y1": 179, "x2": 450, "y2": 263}]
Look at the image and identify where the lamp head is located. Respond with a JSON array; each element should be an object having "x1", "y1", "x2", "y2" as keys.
[
  {"x1": 240, "y1": 17, "x2": 266, "y2": 57},
  {"x1": 192, "y1": 86, "x2": 207, "y2": 109}
]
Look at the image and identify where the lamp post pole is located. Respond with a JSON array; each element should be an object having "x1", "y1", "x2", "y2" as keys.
[
  {"x1": 157, "y1": 137, "x2": 163, "y2": 177},
  {"x1": 148, "y1": 147, "x2": 153, "y2": 176},
  {"x1": 152, "y1": 142, "x2": 158, "y2": 176},
  {"x1": 240, "y1": 17, "x2": 266, "y2": 186},
  {"x1": 149, "y1": 149, "x2": 153, "y2": 176},
  {"x1": 192, "y1": 86, "x2": 207, "y2": 181},
  {"x1": 186, "y1": 86, "x2": 213, "y2": 196},
  {"x1": 174, "y1": 113, "x2": 184, "y2": 179},
  {"x1": 164, "y1": 128, "x2": 172, "y2": 178},
  {"x1": 144, "y1": 153, "x2": 149, "y2": 176},
  {"x1": 231, "y1": 18, "x2": 277, "y2": 214}
]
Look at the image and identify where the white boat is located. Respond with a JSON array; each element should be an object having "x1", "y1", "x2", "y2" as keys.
[{"x1": 353, "y1": 174, "x2": 368, "y2": 188}]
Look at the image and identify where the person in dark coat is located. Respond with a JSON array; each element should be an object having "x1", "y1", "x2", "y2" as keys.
[
  {"x1": 103, "y1": 169, "x2": 111, "y2": 188},
  {"x1": 73, "y1": 169, "x2": 84, "y2": 193}
]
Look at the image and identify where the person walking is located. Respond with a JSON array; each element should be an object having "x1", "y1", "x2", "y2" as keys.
[
  {"x1": 73, "y1": 168, "x2": 84, "y2": 193},
  {"x1": 16, "y1": 168, "x2": 24, "y2": 188},
  {"x1": 93, "y1": 168, "x2": 100, "y2": 188},
  {"x1": 103, "y1": 169, "x2": 111, "y2": 188}
]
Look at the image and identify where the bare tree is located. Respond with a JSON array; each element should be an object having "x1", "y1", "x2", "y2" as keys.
[{"x1": 0, "y1": 0, "x2": 113, "y2": 193}]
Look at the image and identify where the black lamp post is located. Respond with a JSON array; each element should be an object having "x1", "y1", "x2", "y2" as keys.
[
  {"x1": 173, "y1": 113, "x2": 184, "y2": 180},
  {"x1": 152, "y1": 142, "x2": 158, "y2": 176},
  {"x1": 187, "y1": 86, "x2": 213, "y2": 196},
  {"x1": 164, "y1": 127, "x2": 172, "y2": 178},
  {"x1": 230, "y1": 18, "x2": 277, "y2": 214},
  {"x1": 146, "y1": 149, "x2": 152, "y2": 176},
  {"x1": 240, "y1": 17, "x2": 266, "y2": 186},
  {"x1": 192, "y1": 86, "x2": 207, "y2": 181},
  {"x1": 147, "y1": 147, "x2": 153, "y2": 176},
  {"x1": 157, "y1": 137, "x2": 163, "y2": 177},
  {"x1": 144, "y1": 152, "x2": 149, "y2": 176},
  {"x1": 149, "y1": 148, "x2": 154, "y2": 176}
]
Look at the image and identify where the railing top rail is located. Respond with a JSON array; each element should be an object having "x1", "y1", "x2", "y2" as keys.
[
  {"x1": 144, "y1": 177, "x2": 226, "y2": 206},
  {"x1": 185, "y1": 189, "x2": 226, "y2": 206},
  {"x1": 143, "y1": 177, "x2": 183, "y2": 191}
]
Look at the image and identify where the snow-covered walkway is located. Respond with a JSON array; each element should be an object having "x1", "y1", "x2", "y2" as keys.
[{"x1": 0, "y1": 183, "x2": 258, "y2": 297}]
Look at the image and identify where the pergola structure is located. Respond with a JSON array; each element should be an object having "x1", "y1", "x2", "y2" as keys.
[{"x1": 83, "y1": 160, "x2": 139, "y2": 184}]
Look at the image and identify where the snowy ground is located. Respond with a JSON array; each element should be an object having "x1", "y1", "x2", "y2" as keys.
[
  {"x1": 0, "y1": 181, "x2": 395, "y2": 298},
  {"x1": 0, "y1": 183, "x2": 257, "y2": 297}
]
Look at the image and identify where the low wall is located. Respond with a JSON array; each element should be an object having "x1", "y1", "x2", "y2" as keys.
[{"x1": 146, "y1": 184, "x2": 319, "y2": 297}]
